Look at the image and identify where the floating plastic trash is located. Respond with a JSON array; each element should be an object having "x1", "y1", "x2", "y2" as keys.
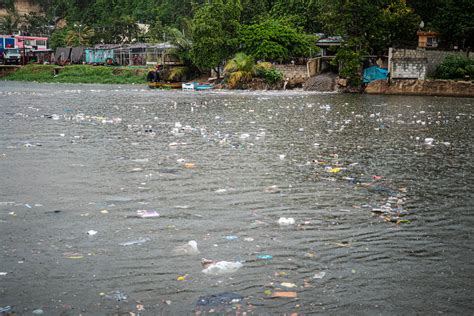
[
  {"x1": 202, "y1": 261, "x2": 243, "y2": 275},
  {"x1": 196, "y1": 292, "x2": 243, "y2": 306},
  {"x1": 424, "y1": 138, "x2": 434, "y2": 145},
  {"x1": 177, "y1": 275, "x2": 188, "y2": 281},
  {"x1": 327, "y1": 167, "x2": 342, "y2": 173},
  {"x1": 136, "y1": 210, "x2": 159, "y2": 218},
  {"x1": 277, "y1": 217, "x2": 295, "y2": 226},
  {"x1": 103, "y1": 290, "x2": 128, "y2": 302},
  {"x1": 0, "y1": 306, "x2": 12, "y2": 313},
  {"x1": 271, "y1": 291, "x2": 297, "y2": 298},
  {"x1": 313, "y1": 271, "x2": 326, "y2": 279},
  {"x1": 281, "y1": 282, "x2": 297, "y2": 288},
  {"x1": 172, "y1": 240, "x2": 200, "y2": 255},
  {"x1": 119, "y1": 237, "x2": 151, "y2": 246},
  {"x1": 87, "y1": 230, "x2": 97, "y2": 236},
  {"x1": 225, "y1": 235, "x2": 238, "y2": 241},
  {"x1": 256, "y1": 254, "x2": 273, "y2": 260}
]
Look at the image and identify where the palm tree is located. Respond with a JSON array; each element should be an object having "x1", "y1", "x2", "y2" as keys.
[
  {"x1": 164, "y1": 27, "x2": 194, "y2": 81},
  {"x1": 65, "y1": 24, "x2": 94, "y2": 46},
  {"x1": 224, "y1": 52, "x2": 256, "y2": 88}
]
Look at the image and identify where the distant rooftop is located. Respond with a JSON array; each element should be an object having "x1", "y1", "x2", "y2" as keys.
[
  {"x1": 316, "y1": 35, "x2": 344, "y2": 46},
  {"x1": 93, "y1": 42, "x2": 176, "y2": 50}
]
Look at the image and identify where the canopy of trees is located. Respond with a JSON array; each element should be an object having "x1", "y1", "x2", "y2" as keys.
[
  {"x1": 2, "y1": 0, "x2": 471, "y2": 49},
  {"x1": 239, "y1": 19, "x2": 318, "y2": 62}
]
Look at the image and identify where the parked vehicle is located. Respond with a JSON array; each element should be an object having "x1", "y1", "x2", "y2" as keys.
[{"x1": 1, "y1": 48, "x2": 21, "y2": 65}]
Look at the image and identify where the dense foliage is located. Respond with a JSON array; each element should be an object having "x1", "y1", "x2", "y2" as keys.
[
  {"x1": 435, "y1": 55, "x2": 474, "y2": 80},
  {"x1": 2, "y1": 0, "x2": 471, "y2": 49},
  {"x1": 190, "y1": 0, "x2": 241, "y2": 73},
  {"x1": 239, "y1": 19, "x2": 318, "y2": 62},
  {"x1": 255, "y1": 62, "x2": 284, "y2": 84},
  {"x1": 5, "y1": 64, "x2": 147, "y2": 84}
]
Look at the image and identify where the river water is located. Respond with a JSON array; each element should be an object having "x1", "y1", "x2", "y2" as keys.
[{"x1": 0, "y1": 81, "x2": 473, "y2": 315}]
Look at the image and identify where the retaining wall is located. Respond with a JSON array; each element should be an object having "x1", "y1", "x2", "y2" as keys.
[
  {"x1": 365, "y1": 79, "x2": 474, "y2": 97},
  {"x1": 389, "y1": 48, "x2": 474, "y2": 79},
  {"x1": 274, "y1": 64, "x2": 309, "y2": 86}
]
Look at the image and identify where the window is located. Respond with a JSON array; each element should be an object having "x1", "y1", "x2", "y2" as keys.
[
  {"x1": 427, "y1": 37, "x2": 438, "y2": 47},
  {"x1": 7, "y1": 49, "x2": 20, "y2": 54},
  {"x1": 36, "y1": 40, "x2": 46, "y2": 46}
]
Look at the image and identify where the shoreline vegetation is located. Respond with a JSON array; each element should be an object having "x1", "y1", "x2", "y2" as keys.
[
  {"x1": 2, "y1": 62, "x2": 287, "y2": 89},
  {"x1": 2, "y1": 64, "x2": 148, "y2": 84}
]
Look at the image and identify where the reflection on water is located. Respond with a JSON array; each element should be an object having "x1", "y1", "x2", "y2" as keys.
[{"x1": 0, "y1": 82, "x2": 473, "y2": 314}]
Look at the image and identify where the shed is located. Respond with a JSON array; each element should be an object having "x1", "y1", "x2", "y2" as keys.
[
  {"x1": 54, "y1": 47, "x2": 71, "y2": 64},
  {"x1": 70, "y1": 47, "x2": 84, "y2": 64}
]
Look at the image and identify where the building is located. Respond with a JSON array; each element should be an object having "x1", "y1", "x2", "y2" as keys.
[
  {"x1": 13, "y1": 35, "x2": 48, "y2": 51},
  {"x1": 417, "y1": 31, "x2": 439, "y2": 48}
]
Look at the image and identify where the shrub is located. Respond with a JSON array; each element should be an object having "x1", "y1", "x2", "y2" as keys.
[
  {"x1": 436, "y1": 55, "x2": 474, "y2": 80},
  {"x1": 256, "y1": 65, "x2": 284, "y2": 84}
]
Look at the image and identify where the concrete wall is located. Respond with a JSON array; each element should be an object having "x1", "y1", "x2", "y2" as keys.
[
  {"x1": 389, "y1": 48, "x2": 474, "y2": 79},
  {"x1": 306, "y1": 58, "x2": 319, "y2": 77},
  {"x1": 389, "y1": 48, "x2": 427, "y2": 79},
  {"x1": 365, "y1": 79, "x2": 474, "y2": 97},
  {"x1": 274, "y1": 64, "x2": 309, "y2": 86}
]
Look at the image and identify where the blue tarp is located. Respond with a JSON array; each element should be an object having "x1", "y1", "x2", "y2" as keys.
[{"x1": 363, "y1": 66, "x2": 388, "y2": 83}]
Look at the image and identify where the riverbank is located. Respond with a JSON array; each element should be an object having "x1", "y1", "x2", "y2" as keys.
[
  {"x1": 1, "y1": 64, "x2": 148, "y2": 84},
  {"x1": 365, "y1": 79, "x2": 474, "y2": 97}
]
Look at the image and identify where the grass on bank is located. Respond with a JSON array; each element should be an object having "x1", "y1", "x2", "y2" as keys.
[{"x1": 4, "y1": 64, "x2": 148, "y2": 84}]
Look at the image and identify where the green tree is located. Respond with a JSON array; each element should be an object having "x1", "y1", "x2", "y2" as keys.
[
  {"x1": 269, "y1": 0, "x2": 323, "y2": 33},
  {"x1": 240, "y1": 0, "x2": 270, "y2": 24},
  {"x1": 23, "y1": 12, "x2": 50, "y2": 36},
  {"x1": 164, "y1": 27, "x2": 196, "y2": 80},
  {"x1": 65, "y1": 24, "x2": 94, "y2": 46},
  {"x1": 49, "y1": 27, "x2": 68, "y2": 49},
  {"x1": 333, "y1": 37, "x2": 368, "y2": 86},
  {"x1": 380, "y1": 1, "x2": 420, "y2": 48},
  {"x1": 320, "y1": 0, "x2": 419, "y2": 53},
  {"x1": 190, "y1": 0, "x2": 242, "y2": 76},
  {"x1": 407, "y1": 0, "x2": 473, "y2": 49},
  {"x1": 238, "y1": 19, "x2": 318, "y2": 62},
  {"x1": 432, "y1": 0, "x2": 474, "y2": 49}
]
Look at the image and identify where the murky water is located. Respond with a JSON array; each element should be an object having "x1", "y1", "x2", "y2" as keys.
[{"x1": 0, "y1": 81, "x2": 473, "y2": 315}]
